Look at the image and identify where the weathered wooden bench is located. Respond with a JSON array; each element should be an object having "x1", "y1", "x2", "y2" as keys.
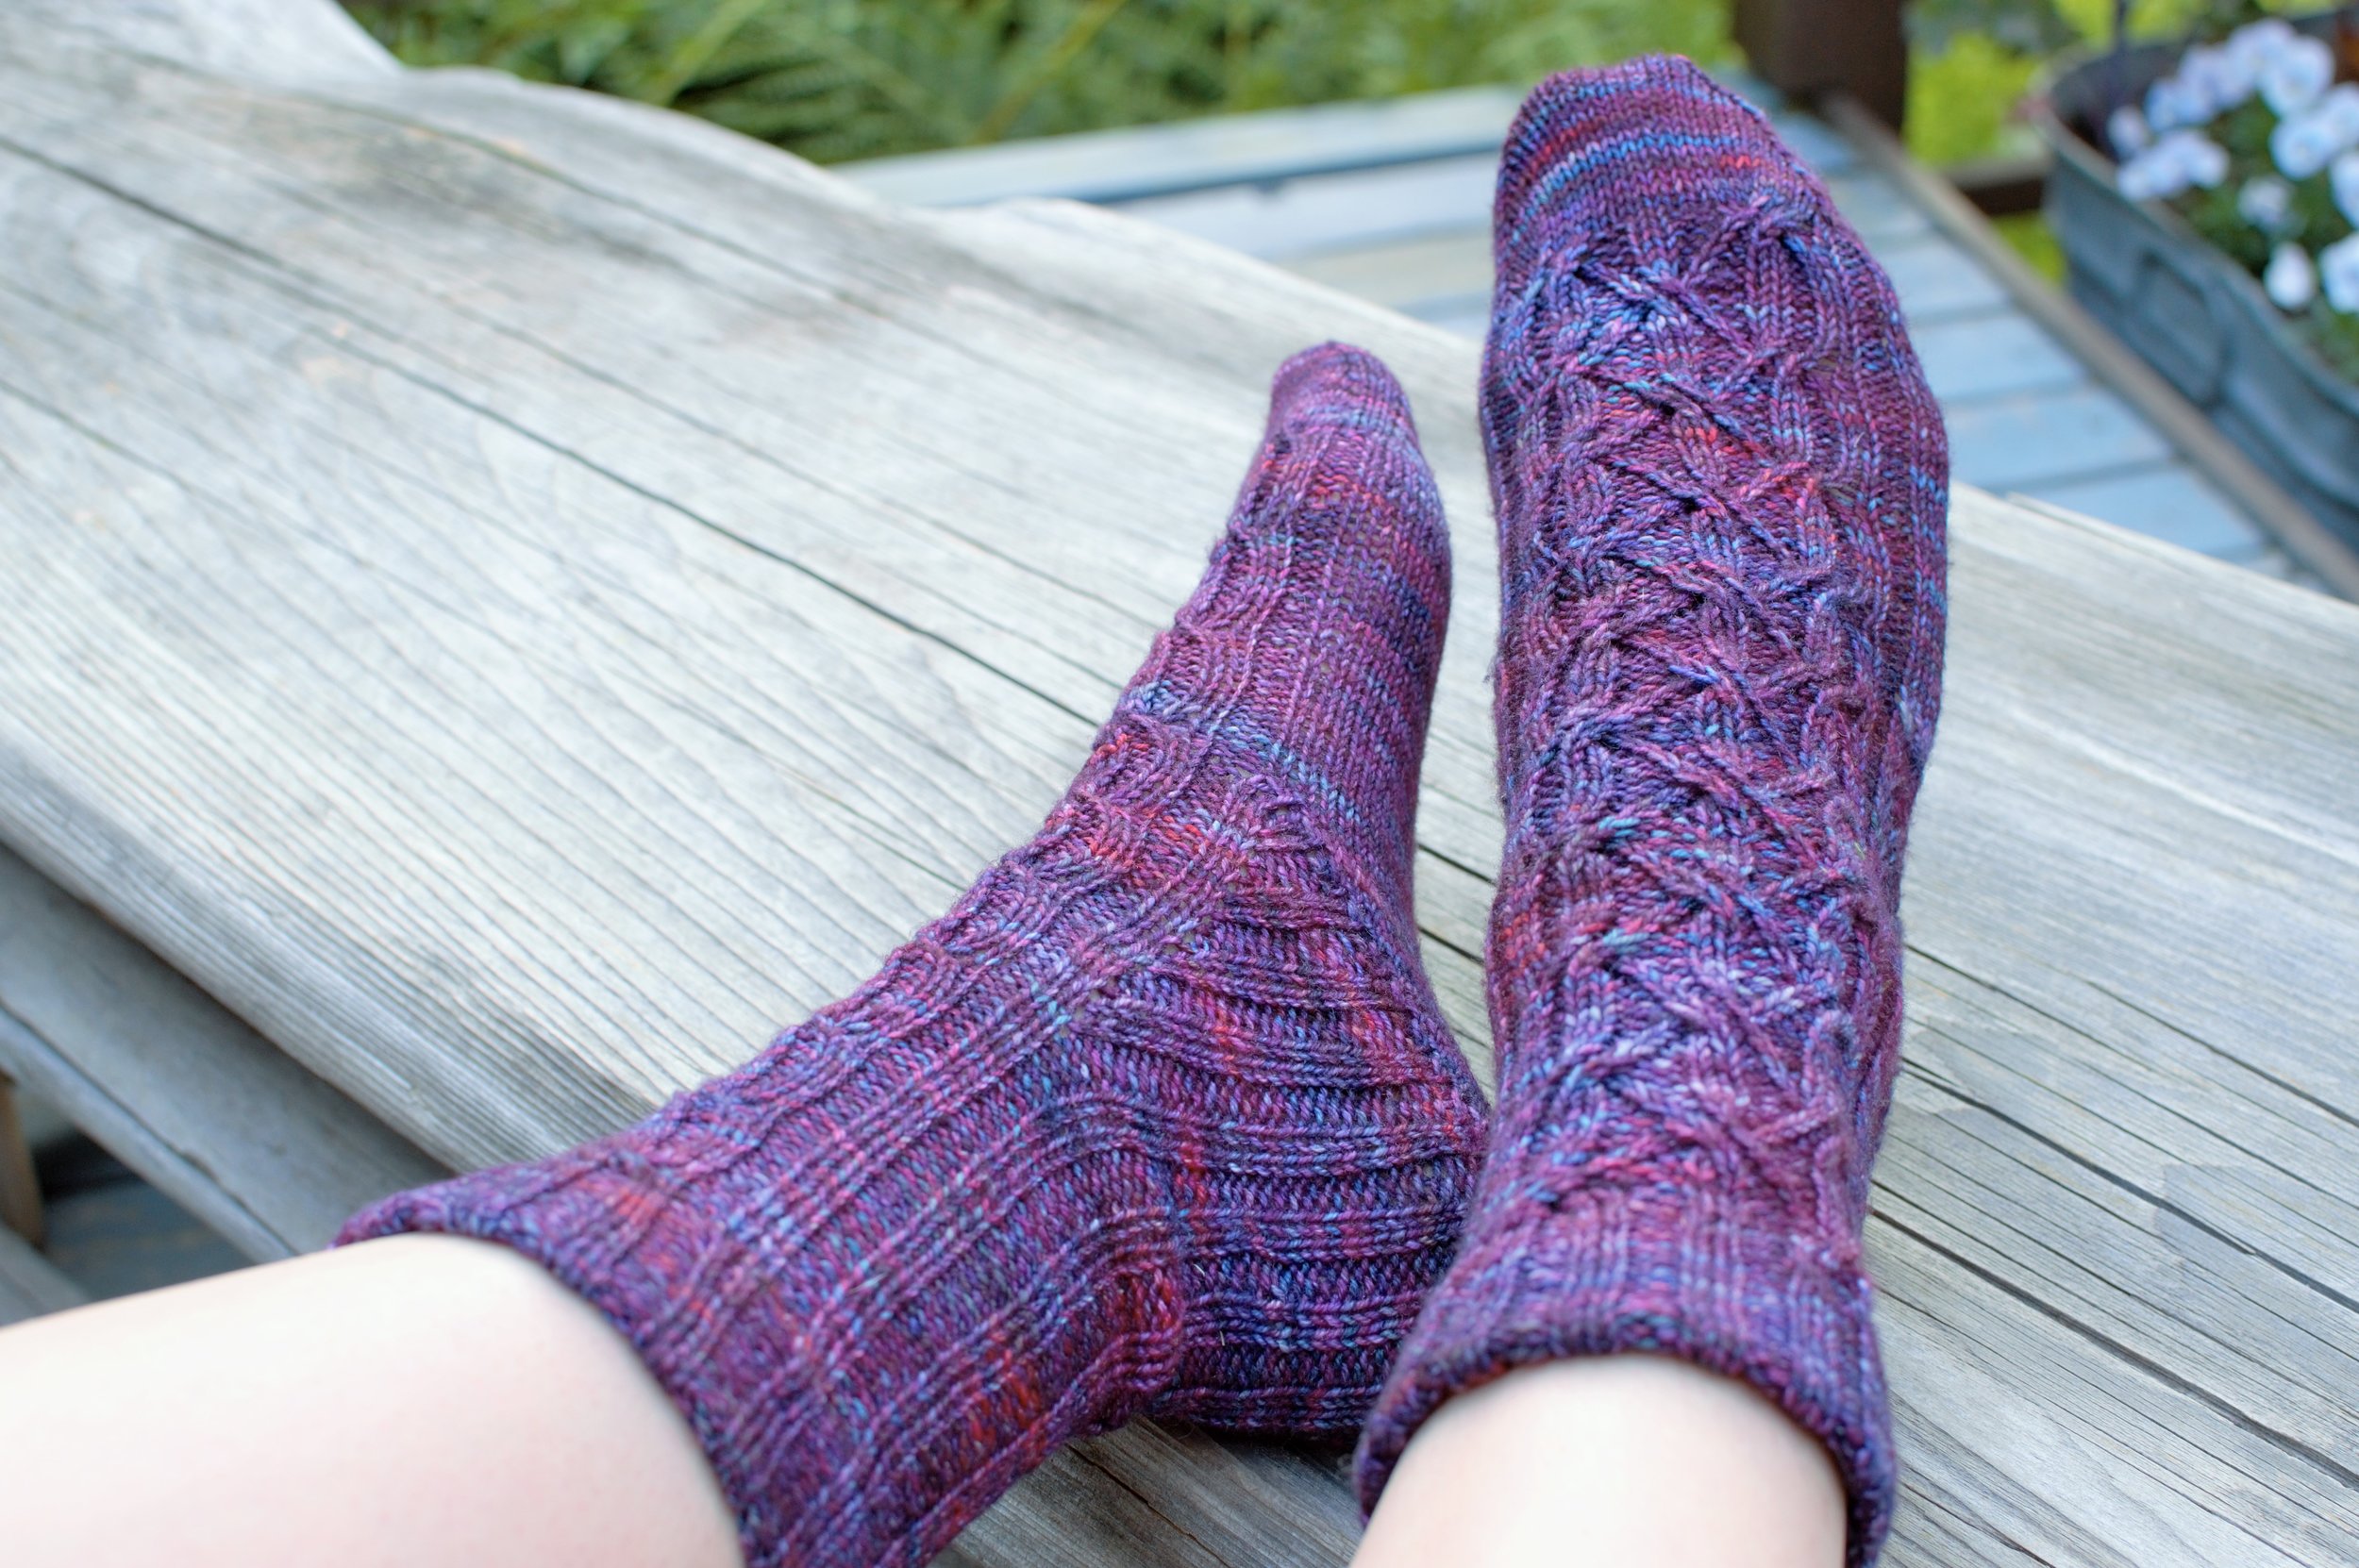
[{"x1": 4, "y1": 3, "x2": 2358, "y2": 1563}]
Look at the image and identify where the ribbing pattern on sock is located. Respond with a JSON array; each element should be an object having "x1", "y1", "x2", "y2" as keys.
[
  {"x1": 342, "y1": 343, "x2": 1488, "y2": 1568},
  {"x1": 1354, "y1": 59, "x2": 1948, "y2": 1566}
]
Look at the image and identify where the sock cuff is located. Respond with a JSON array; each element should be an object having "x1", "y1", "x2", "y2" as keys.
[
  {"x1": 340, "y1": 1147, "x2": 872, "y2": 1567},
  {"x1": 1353, "y1": 1180, "x2": 1896, "y2": 1567}
]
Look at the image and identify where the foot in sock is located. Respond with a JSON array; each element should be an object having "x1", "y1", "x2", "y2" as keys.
[
  {"x1": 1356, "y1": 58, "x2": 1948, "y2": 1565},
  {"x1": 341, "y1": 342, "x2": 1489, "y2": 1568}
]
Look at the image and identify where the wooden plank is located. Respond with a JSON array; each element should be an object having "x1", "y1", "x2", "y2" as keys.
[
  {"x1": 1826, "y1": 169, "x2": 1938, "y2": 244},
  {"x1": 0, "y1": 846, "x2": 447, "y2": 1259},
  {"x1": 1398, "y1": 297, "x2": 1492, "y2": 341},
  {"x1": 1944, "y1": 383, "x2": 2171, "y2": 492},
  {"x1": 3, "y1": 7, "x2": 2358, "y2": 1563},
  {"x1": 2023, "y1": 465, "x2": 2267, "y2": 561},
  {"x1": 0, "y1": 1223, "x2": 86, "y2": 1327},
  {"x1": 1875, "y1": 233, "x2": 2012, "y2": 325},
  {"x1": 1281, "y1": 229, "x2": 1491, "y2": 314},
  {"x1": 1868, "y1": 487, "x2": 2359, "y2": 1564},
  {"x1": 841, "y1": 86, "x2": 1523, "y2": 208},
  {"x1": 1911, "y1": 311, "x2": 2088, "y2": 404},
  {"x1": 1277, "y1": 191, "x2": 1995, "y2": 329},
  {"x1": 1112, "y1": 153, "x2": 1499, "y2": 260}
]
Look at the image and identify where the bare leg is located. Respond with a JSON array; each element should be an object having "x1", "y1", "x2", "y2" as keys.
[
  {"x1": 0, "y1": 1235, "x2": 740, "y2": 1568},
  {"x1": 1354, "y1": 1357, "x2": 1846, "y2": 1568}
]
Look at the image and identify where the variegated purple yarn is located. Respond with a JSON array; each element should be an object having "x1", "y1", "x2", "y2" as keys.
[
  {"x1": 341, "y1": 342, "x2": 1488, "y2": 1568},
  {"x1": 1355, "y1": 58, "x2": 1949, "y2": 1565}
]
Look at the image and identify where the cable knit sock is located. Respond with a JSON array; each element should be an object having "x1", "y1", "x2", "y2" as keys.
[
  {"x1": 342, "y1": 342, "x2": 1488, "y2": 1568},
  {"x1": 1355, "y1": 59, "x2": 1948, "y2": 1564}
]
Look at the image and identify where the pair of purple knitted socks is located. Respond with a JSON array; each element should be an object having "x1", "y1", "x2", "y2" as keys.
[{"x1": 344, "y1": 56, "x2": 1946, "y2": 1568}]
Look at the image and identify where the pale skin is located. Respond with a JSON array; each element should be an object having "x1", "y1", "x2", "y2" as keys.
[{"x1": 0, "y1": 1232, "x2": 1842, "y2": 1568}]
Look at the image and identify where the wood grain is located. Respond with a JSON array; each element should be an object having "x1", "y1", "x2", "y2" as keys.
[
  {"x1": 0, "y1": 845, "x2": 446, "y2": 1259},
  {"x1": 1, "y1": 6, "x2": 2356, "y2": 1563}
]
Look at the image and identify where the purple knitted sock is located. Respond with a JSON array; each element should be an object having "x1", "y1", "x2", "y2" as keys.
[
  {"x1": 1355, "y1": 59, "x2": 1947, "y2": 1564},
  {"x1": 342, "y1": 342, "x2": 1487, "y2": 1568}
]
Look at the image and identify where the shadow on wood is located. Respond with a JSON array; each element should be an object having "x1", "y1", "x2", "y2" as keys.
[{"x1": 0, "y1": 4, "x2": 2355, "y2": 1564}]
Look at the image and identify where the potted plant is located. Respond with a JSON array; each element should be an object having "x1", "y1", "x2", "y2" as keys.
[{"x1": 2035, "y1": 10, "x2": 2359, "y2": 553}]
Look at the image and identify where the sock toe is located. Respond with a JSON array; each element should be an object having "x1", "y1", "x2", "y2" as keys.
[
  {"x1": 1494, "y1": 56, "x2": 1840, "y2": 293},
  {"x1": 1122, "y1": 344, "x2": 1451, "y2": 904}
]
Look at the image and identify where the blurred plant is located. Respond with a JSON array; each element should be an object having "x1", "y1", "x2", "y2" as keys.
[
  {"x1": 1911, "y1": 0, "x2": 2083, "y2": 56},
  {"x1": 1903, "y1": 0, "x2": 2306, "y2": 166},
  {"x1": 343, "y1": 0, "x2": 1731, "y2": 163},
  {"x1": 1907, "y1": 26, "x2": 2050, "y2": 162},
  {"x1": 2106, "y1": 13, "x2": 2359, "y2": 377}
]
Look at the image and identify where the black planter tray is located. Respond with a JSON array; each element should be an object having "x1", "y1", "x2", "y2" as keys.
[{"x1": 2034, "y1": 9, "x2": 2359, "y2": 555}]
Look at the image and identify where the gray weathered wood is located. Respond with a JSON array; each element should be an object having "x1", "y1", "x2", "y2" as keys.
[
  {"x1": 843, "y1": 85, "x2": 1524, "y2": 208},
  {"x1": 1, "y1": 6, "x2": 2356, "y2": 1564},
  {"x1": 1943, "y1": 384, "x2": 2171, "y2": 492},
  {"x1": 2023, "y1": 464, "x2": 2265, "y2": 561},
  {"x1": 0, "y1": 1223, "x2": 86, "y2": 1327},
  {"x1": 0, "y1": 846, "x2": 446, "y2": 1259},
  {"x1": 1912, "y1": 311, "x2": 2087, "y2": 403}
]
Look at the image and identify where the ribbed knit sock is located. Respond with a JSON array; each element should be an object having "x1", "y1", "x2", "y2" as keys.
[
  {"x1": 342, "y1": 342, "x2": 1488, "y2": 1568},
  {"x1": 1355, "y1": 59, "x2": 1948, "y2": 1565}
]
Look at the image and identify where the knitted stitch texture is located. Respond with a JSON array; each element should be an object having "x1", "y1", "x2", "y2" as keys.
[
  {"x1": 342, "y1": 342, "x2": 1489, "y2": 1568},
  {"x1": 1354, "y1": 58, "x2": 1948, "y2": 1566}
]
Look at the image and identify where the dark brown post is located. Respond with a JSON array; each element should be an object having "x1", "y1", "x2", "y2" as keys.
[
  {"x1": 1733, "y1": 0, "x2": 1909, "y2": 129},
  {"x1": 0, "y1": 1074, "x2": 42, "y2": 1246}
]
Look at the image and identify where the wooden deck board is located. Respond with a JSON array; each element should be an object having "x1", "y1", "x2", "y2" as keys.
[
  {"x1": 851, "y1": 86, "x2": 2287, "y2": 569},
  {"x1": 2026, "y1": 464, "x2": 2267, "y2": 560},
  {"x1": 1911, "y1": 310, "x2": 2091, "y2": 403},
  {"x1": 0, "y1": 844, "x2": 445, "y2": 1259},
  {"x1": 1874, "y1": 233, "x2": 2015, "y2": 325},
  {"x1": 1116, "y1": 153, "x2": 1502, "y2": 259},
  {"x1": 1943, "y1": 384, "x2": 2174, "y2": 491},
  {"x1": 4, "y1": 7, "x2": 2358, "y2": 1564}
]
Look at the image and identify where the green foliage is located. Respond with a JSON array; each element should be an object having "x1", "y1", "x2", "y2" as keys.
[
  {"x1": 1901, "y1": 0, "x2": 2315, "y2": 170},
  {"x1": 1993, "y1": 210, "x2": 2068, "y2": 280},
  {"x1": 343, "y1": 0, "x2": 1732, "y2": 163},
  {"x1": 2047, "y1": 0, "x2": 2285, "y2": 47},
  {"x1": 1906, "y1": 29, "x2": 2047, "y2": 164}
]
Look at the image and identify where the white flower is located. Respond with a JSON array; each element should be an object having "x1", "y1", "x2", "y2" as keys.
[
  {"x1": 2108, "y1": 103, "x2": 2151, "y2": 158},
  {"x1": 2120, "y1": 131, "x2": 2231, "y2": 199},
  {"x1": 2336, "y1": 150, "x2": 2359, "y2": 224},
  {"x1": 2118, "y1": 152, "x2": 2177, "y2": 199},
  {"x1": 2323, "y1": 232, "x2": 2359, "y2": 312},
  {"x1": 2180, "y1": 43, "x2": 2258, "y2": 115},
  {"x1": 2266, "y1": 242, "x2": 2318, "y2": 310},
  {"x1": 2260, "y1": 35, "x2": 2335, "y2": 117},
  {"x1": 2271, "y1": 106, "x2": 2347, "y2": 178},
  {"x1": 2240, "y1": 174, "x2": 2296, "y2": 232},
  {"x1": 2318, "y1": 83, "x2": 2359, "y2": 142},
  {"x1": 2146, "y1": 73, "x2": 2211, "y2": 132},
  {"x1": 2119, "y1": 145, "x2": 2191, "y2": 199},
  {"x1": 2228, "y1": 18, "x2": 2300, "y2": 75},
  {"x1": 2190, "y1": 137, "x2": 2230, "y2": 188},
  {"x1": 2166, "y1": 128, "x2": 2230, "y2": 188}
]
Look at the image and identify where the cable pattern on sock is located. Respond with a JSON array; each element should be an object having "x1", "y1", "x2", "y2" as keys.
[
  {"x1": 1356, "y1": 58, "x2": 1948, "y2": 1566},
  {"x1": 342, "y1": 343, "x2": 1488, "y2": 1568}
]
